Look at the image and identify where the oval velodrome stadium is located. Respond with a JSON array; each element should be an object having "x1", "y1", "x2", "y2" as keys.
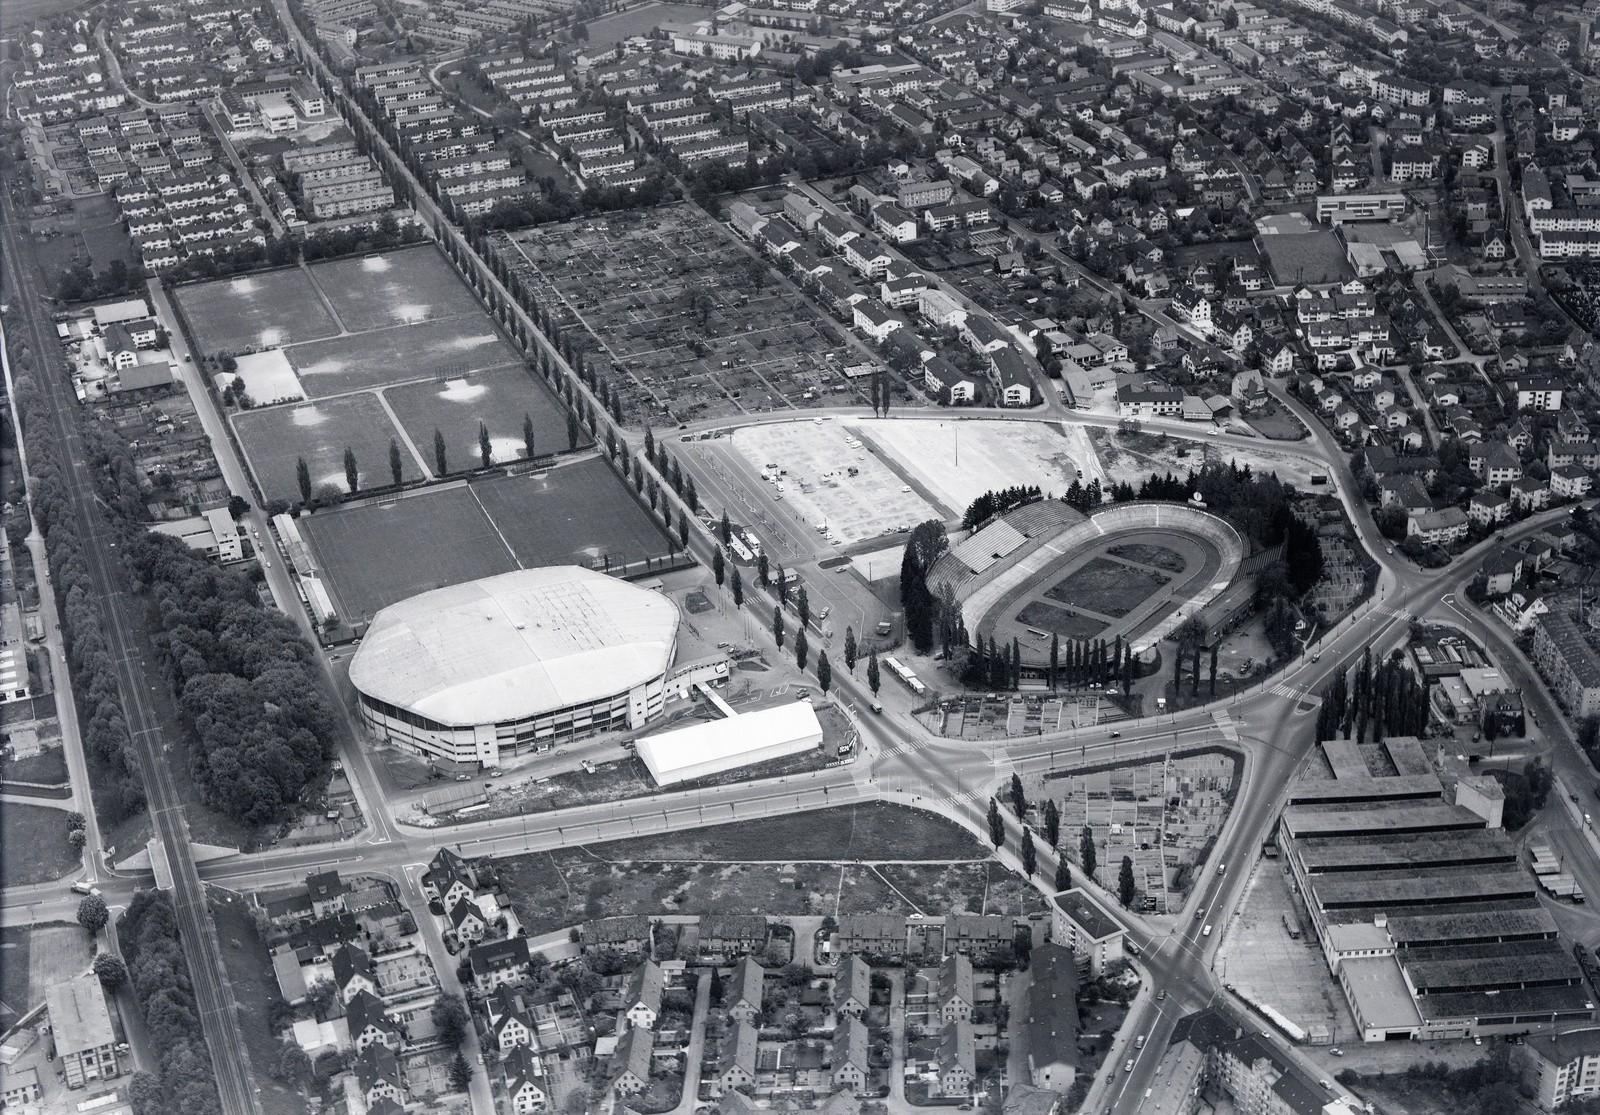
[
  {"x1": 348, "y1": 566, "x2": 681, "y2": 765},
  {"x1": 928, "y1": 499, "x2": 1244, "y2": 671}
]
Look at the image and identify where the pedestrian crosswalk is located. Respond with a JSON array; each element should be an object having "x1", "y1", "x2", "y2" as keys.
[
  {"x1": 1212, "y1": 709, "x2": 1239, "y2": 741},
  {"x1": 1269, "y1": 681, "x2": 1323, "y2": 710},
  {"x1": 1373, "y1": 604, "x2": 1414, "y2": 621}
]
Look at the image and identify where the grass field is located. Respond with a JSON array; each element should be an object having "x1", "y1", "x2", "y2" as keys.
[
  {"x1": 308, "y1": 247, "x2": 485, "y2": 332},
  {"x1": 0, "y1": 744, "x2": 68, "y2": 784},
  {"x1": 210, "y1": 893, "x2": 308, "y2": 1115},
  {"x1": 1106, "y1": 543, "x2": 1187, "y2": 574},
  {"x1": 383, "y1": 366, "x2": 575, "y2": 464},
  {"x1": 174, "y1": 269, "x2": 340, "y2": 353},
  {"x1": 1015, "y1": 601, "x2": 1107, "y2": 640},
  {"x1": 299, "y1": 486, "x2": 518, "y2": 621},
  {"x1": 582, "y1": 1, "x2": 713, "y2": 48},
  {"x1": 1044, "y1": 557, "x2": 1168, "y2": 619},
  {"x1": 0, "y1": 923, "x2": 89, "y2": 1029},
  {"x1": 585, "y1": 803, "x2": 989, "y2": 861},
  {"x1": 287, "y1": 316, "x2": 520, "y2": 398},
  {"x1": 0, "y1": 926, "x2": 29, "y2": 1027},
  {"x1": 6, "y1": 0, "x2": 96, "y2": 21},
  {"x1": 471, "y1": 458, "x2": 671, "y2": 570},
  {"x1": 2, "y1": 803, "x2": 80, "y2": 884},
  {"x1": 233, "y1": 393, "x2": 417, "y2": 504}
]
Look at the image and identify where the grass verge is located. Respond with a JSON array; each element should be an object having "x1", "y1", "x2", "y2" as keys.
[{"x1": 2, "y1": 801, "x2": 81, "y2": 883}]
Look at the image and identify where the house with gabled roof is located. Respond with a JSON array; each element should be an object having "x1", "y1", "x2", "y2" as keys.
[
  {"x1": 347, "y1": 989, "x2": 402, "y2": 1053},
  {"x1": 833, "y1": 954, "x2": 871, "y2": 1017},
  {"x1": 331, "y1": 943, "x2": 378, "y2": 1004},
  {"x1": 504, "y1": 1045, "x2": 548, "y2": 1113},
  {"x1": 624, "y1": 960, "x2": 664, "y2": 1030},
  {"x1": 356, "y1": 1045, "x2": 406, "y2": 1107},
  {"x1": 832, "y1": 1016, "x2": 871, "y2": 1091},
  {"x1": 936, "y1": 1020, "x2": 977, "y2": 1096},
  {"x1": 720, "y1": 1020, "x2": 759, "y2": 1093},
  {"x1": 937, "y1": 954, "x2": 975, "y2": 1022},
  {"x1": 728, "y1": 956, "x2": 765, "y2": 1024},
  {"x1": 488, "y1": 986, "x2": 537, "y2": 1051}
]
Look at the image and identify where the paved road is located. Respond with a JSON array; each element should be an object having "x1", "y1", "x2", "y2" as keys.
[{"x1": 0, "y1": 191, "x2": 263, "y2": 1115}]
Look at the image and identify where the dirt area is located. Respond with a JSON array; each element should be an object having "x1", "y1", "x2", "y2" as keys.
[
  {"x1": 1213, "y1": 855, "x2": 1353, "y2": 1042},
  {"x1": 210, "y1": 891, "x2": 309, "y2": 1115},
  {"x1": 1089, "y1": 427, "x2": 1327, "y2": 491},
  {"x1": 1242, "y1": 399, "x2": 1309, "y2": 441},
  {"x1": 849, "y1": 418, "x2": 1104, "y2": 515},
  {"x1": 921, "y1": 693, "x2": 1129, "y2": 739},
  {"x1": 2, "y1": 802, "x2": 81, "y2": 883},
  {"x1": 732, "y1": 420, "x2": 940, "y2": 543}
]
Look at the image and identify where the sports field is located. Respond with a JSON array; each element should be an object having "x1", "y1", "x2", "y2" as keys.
[
  {"x1": 234, "y1": 394, "x2": 421, "y2": 504},
  {"x1": 308, "y1": 247, "x2": 487, "y2": 331},
  {"x1": 472, "y1": 459, "x2": 672, "y2": 569},
  {"x1": 289, "y1": 316, "x2": 520, "y2": 398},
  {"x1": 849, "y1": 418, "x2": 1101, "y2": 511},
  {"x1": 174, "y1": 269, "x2": 340, "y2": 353},
  {"x1": 1015, "y1": 601, "x2": 1106, "y2": 640},
  {"x1": 385, "y1": 367, "x2": 585, "y2": 466},
  {"x1": 300, "y1": 458, "x2": 675, "y2": 619},
  {"x1": 299, "y1": 486, "x2": 520, "y2": 621},
  {"x1": 1045, "y1": 557, "x2": 1169, "y2": 619},
  {"x1": 1106, "y1": 543, "x2": 1187, "y2": 574}
]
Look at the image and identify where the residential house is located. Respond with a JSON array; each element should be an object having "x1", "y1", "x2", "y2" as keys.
[
  {"x1": 937, "y1": 954, "x2": 975, "y2": 1022},
  {"x1": 488, "y1": 987, "x2": 537, "y2": 1052},
  {"x1": 1469, "y1": 490, "x2": 1511, "y2": 526},
  {"x1": 835, "y1": 915, "x2": 906, "y2": 957},
  {"x1": 45, "y1": 976, "x2": 119, "y2": 1089},
  {"x1": 728, "y1": 957, "x2": 765, "y2": 1025},
  {"x1": 1531, "y1": 604, "x2": 1600, "y2": 719},
  {"x1": 504, "y1": 1045, "x2": 549, "y2": 1113},
  {"x1": 347, "y1": 989, "x2": 402, "y2": 1053},
  {"x1": 832, "y1": 1016, "x2": 871, "y2": 1091},
  {"x1": 936, "y1": 1020, "x2": 977, "y2": 1097},
  {"x1": 1049, "y1": 891, "x2": 1125, "y2": 979},
  {"x1": 721, "y1": 1021, "x2": 760, "y2": 1093},
  {"x1": 307, "y1": 870, "x2": 348, "y2": 917},
  {"x1": 356, "y1": 1045, "x2": 407, "y2": 1108},
  {"x1": 332, "y1": 943, "x2": 379, "y2": 1004},
  {"x1": 623, "y1": 961, "x2": 664, "y2": 1030},
  {"x1": 611, "y1": 1027, "x2": 655, "y2": 1095},
  {"x1": 1408, "y1": 507, "x2": 1470, "y2": 545},
  {"x1": 470, "y1": 937, "x2": 532, "y2": 993},
  {"x1": 833, "y1": 955, "x2": 871, "y2": 1017},
  {"x1": 1022, "y1": 944, "x2": 1078, "y2": 1091},
  {"x1": 582, "y1": 915, "x2": 653, "y2": 956}
]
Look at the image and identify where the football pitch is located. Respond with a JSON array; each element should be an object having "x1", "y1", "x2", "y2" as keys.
[
  {"x1": 384, "y1": 367, "x2": 588, "y2": 466},
  {"x1": 234, "y1": 394, "x2": 421, "y2": 504},
  {"x1": 307, "y1": 247, "x2": 488, "y2": 331},
  {"x1": 174, "y1": 268, "x2": 340, "y2": 353},
  {"x1": 288, "y1": 316, "x2": 520, "y2": 398},
  {"x1": 300, "y1": 458, "x2": 676, "y2": 620}
]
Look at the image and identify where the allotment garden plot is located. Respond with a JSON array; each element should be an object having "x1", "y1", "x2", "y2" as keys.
[{"x1": 494, "y1": 205, "x2": 861, "y2": 425}]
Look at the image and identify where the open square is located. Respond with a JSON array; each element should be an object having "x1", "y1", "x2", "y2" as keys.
[
  {"x1": 384, "y1": 367, "x2": 582, "y2": 468},
  {"x1": 494, "y1": 205, "x2": 859, "y2": 425},
  {"x1": 233, "y1": 394, "x2": 418, "y2": 504},
  {"x1": 308, "y1": 246, "x2": 488, "y2": 332},
  {"x1": 173, "y1": 268, "x2": 340, "y2": 353},
  {"x1": 298, "y1": 486, "x2": 519, "y2": 621},
  {"x1": 288, "y1": 316, "x2": 520, "y2": 398},
  {"x1": 1044, "y1": 556, "x2": 1169, "y2": 619}
]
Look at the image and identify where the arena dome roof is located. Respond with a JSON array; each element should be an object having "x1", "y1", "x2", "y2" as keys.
[{"x1": 348, "y1": 567, "x2": 680, "y2": 728}]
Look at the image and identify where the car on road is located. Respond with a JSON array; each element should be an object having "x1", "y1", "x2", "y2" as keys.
[
  {"x1": 581, "y1": 760, "x2": 596, "y2": 774},
  {"x1": 1217, "y1": 863, "x2": 1226, "y2": 874},
  {"x1": 1123, "y1": 1060, "x2": 1134, "y2": 1073},
  {"x1": 1385, "y1": 547, "x2": 1393, "y2": 555},
  {"x1": 1330, "y1": 1049, "x2": 1343, "y2": 1056},
  {"x1": 1110, "y1": 730, "x2": 1121, "y2": 738},
  {"x1": 70, "y1": 881, "x2": 99, "y2": 896},
  {"x1": 1157, "y1": 990, "x2": 1166, "y2": 1001},
  {"x1": 1195, "y1": 907, "x2": 1205, "y2": 919},
  {"x1": 1312, "y1": 652, "x2": 1322, "y2": 662},
  {"x1": 1202, "y1": 924, "x2": 1212, "y2": 937}
]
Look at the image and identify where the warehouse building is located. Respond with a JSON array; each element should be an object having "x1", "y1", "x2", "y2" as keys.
[{"x1": 634, "y1": 701, "x2": 823, "y2": 786}]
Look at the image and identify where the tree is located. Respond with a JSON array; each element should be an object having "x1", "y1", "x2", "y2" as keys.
[
  {"x1": 731, "y1": 564, "x2": 743, "y2": 609},
  {"x1": 720, "y1": 510, "x2": 732, "y2": 544},
  {"x1": 867, "y1": 652, "x2": 881, "y2": 696},
  {"x1": 77, "y1": 894, "x2": 109, "y2": 935},
  {"x1": 679, "y1": 515, "x2": 689, "y2": 552},
  {"x1": 274, "y1": 1041, "x2": 313, "y2": 1091},
  {"x1": 93, "y1": 951, "x2": 127, "y2": 991},
  {"x1": 343, "y1": 446, "x2": 359, "y2": 492},
  {"x1": 844, "y1": 627, "x2": 857, "y2": 673},
  {"x1": 817, "y1": 650, "x2": 832, "y2": 693},
  {"x1": 987, "y1": 798, "x2": 1005, "y2": 847},
  {"x1": 797, "y1": 585, "x2": 810, "y2": 629},
  {"x1": 523, "y1": 413, "x2": 536, "y2": 459},
  {"x1": 796, "y1": 626, "x2": 809, "y2": 670},
  {"x1": 1043, "y1": 798, "x2": 1061, "y2": 847},
  {"x1": 900, "y1": 520, "x2": 950, "y2": 653},
  {"x1": 433, "y1": 428, "x2": 448, "y2": 476},
  {"x1": 296, "y1": 456, "x2": 312, "y2": 504},
  {"x1": 1209, "y1": 644, "x2": 1219, "y2": 696},
  {"x1": 1009, "y1": 772, "x2": 1027, "y2": 817},
  {"x1": 1079, "y1": 826, "x2": 1097, "y2": 880},
  {"x1": 227, "y1": 494, "x2": 250, "y2": 519},
  {"x1": 433, "y1": 995, "x2": 470, "y2": 1049},
  {"x1": 773, "y1": 605, "x2": 784, "y2": 649},
  {"x1": 449, "y1": 1052, "x2": 472, "y2": 1091},
  {"x1": 1118, "y1": 855, "x2": 1137, "y2": 908},
  {"x1": 567, "y1": 410, "x2": 581, "y2": 452},
  {"x1": 389, "y1": 438, "x2": 403, "y2": 485},
  {"x1": 713, "y1": 548, "x2": 725, "y2": 587},
  {"x1": 1048, "y1": 633, "x2": 1059, "y2": 689},
  {"x1": 1054, "y1": 858, "x2": 1072, "y2": 892},
  {"x1": 479, "y1": 421, "x2": 493, "y2": 468},
  {"x1": 1021, "y1": 829, "x2": 1037, "y2": 875},
  {"x1": 758, "y1": 553, "x2": 770, "y2": 586}
]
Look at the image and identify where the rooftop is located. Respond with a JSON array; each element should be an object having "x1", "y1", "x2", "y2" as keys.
[
  {"x1": 349, "y1": 567, "x2": 679, "y2": 727},
  {"x1": 45, "y1": 975, "x2": 115, "y2": 1056},
  {"x1": 1051, "y1": 890, "x2": 1121, "y2": 940},
  {"x1": 1340, "y1": 956, "x2": 1422, "y2": 1030},
  {"x1": 1295, "y1": 830, "x2": 1517, "y2": 873}
]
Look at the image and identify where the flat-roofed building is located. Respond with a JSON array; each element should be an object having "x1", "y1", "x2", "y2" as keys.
[
  {"x1": 1049, "y1": 890, "x2": 1124, "y2": 978},
  {"x1": 1519, "y1": 1026, "x2": 1600, "y2": 1108}
]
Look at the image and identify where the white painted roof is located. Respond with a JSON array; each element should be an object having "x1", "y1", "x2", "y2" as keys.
[
  {"x1": 635, "y1": 702, "x2": 823, "y2": 783},
  {"x1": 349, "y1": 567, "x2": 678, "y2": 727}
]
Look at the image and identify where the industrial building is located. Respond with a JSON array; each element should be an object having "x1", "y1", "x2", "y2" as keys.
[
  {"x1": 633, "y1": 701, "x2": 824, "y2": 786},
  {"x1": 45, "y1": 975, "x2": 119, "y2": 1089},
  {"x1": 1278, "y1": 736, "x2": 1593, "y2": 1042},
  {"x1": 349, "y1": 567, "x2": 682, "y2": 765}
]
